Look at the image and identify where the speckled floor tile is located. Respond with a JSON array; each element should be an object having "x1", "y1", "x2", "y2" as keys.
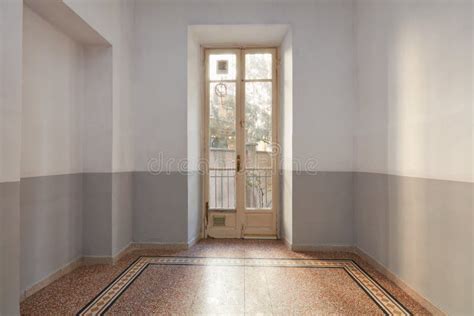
[
  {"x1": 264, "y1": 267, "x2": 382, "y2": 314},
  {"x1": 105, "y1": 265, "x2": 203, "y2": 315},
  {"x1": 20, "y1": 240, "x2": 430, "y2": 315},
  {"x1": 244, "y1": 267, "x2": 272, "y2": 309}
]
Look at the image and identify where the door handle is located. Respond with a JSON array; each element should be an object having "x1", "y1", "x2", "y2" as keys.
[{"x1": 237, "y1": 155, "x2": 241, "y2": 172}]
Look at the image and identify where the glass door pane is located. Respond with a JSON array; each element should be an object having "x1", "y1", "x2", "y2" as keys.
[
  {"x1": 244, "y1": 54, "x2": 273, "y2": 210},
  {"x1": 245, "y1": 53, "x2": 272, "y2": 80},
  {"x1": 208, "y1": 53, "x2": 237, "y2": 210}
]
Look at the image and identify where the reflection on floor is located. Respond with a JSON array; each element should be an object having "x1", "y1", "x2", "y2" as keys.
[{"x1": 21, "y1": 240, "x2": 428, "y2": 315}]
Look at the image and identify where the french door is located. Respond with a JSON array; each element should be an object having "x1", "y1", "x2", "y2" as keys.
[{"x1": 204, "y1": 48, "x2": 278, "y2": 239}]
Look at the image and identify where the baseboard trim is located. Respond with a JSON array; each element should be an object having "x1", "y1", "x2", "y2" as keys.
[
  {"x1": 353, "y1": 247, "x2": 445, "y2": 316},
  {"x1": 20, "y1": 244, "x2": 137, "y2": 301},
  {"x1": 112, "y1": 243, "x2": 133, "y2": 264},
  {"x1": 291, "y1": 244, "x2": 356, "y2": 252},
  {"x1": 82, "y1": 241, "x2": 191, "y2": 258},
  {"x1": 187, "y1": 236, "x2": 201, "y2": 248},
  {"x1": 131, "y1": 242, "x2": 189, "y2": 250},
  {"x1": 281, "y1": 237, "x2": 292, "y2": 250},
  {"x1": 82, "y1": 256, "x2": 113, "y2": 265},
  {"x1": 243, "y1": 234, "x2": 278, "y2": 240},
  {"x1": 20, "y1": 256, "x2": 83, "y2": 302}
]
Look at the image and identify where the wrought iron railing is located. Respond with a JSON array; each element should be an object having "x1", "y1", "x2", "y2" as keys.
[
  {"x1": 209, "y1": 167, "x2": 272, "y2": 210},
  {"x1": 245, "y1": 167, "x2": 272, "y2": 209},
  {"x1": 209, "y1": 167, "x2": 236, "y2": 210}
]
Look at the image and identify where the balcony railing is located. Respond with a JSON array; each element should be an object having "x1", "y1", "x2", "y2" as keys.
[
  {"x1": 209, "y1": 167, "x2": 236, "y2": 210},
  {"x1": 245, "y1": 167, "x2": 272, "y2": 209},
  {"x1": 209, "y1": 167, "x2": 272, "y2": 210}
]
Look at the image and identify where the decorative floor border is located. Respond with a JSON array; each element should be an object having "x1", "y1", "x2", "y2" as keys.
[{"x1": 78, "y1": 256, "x2": 411, "y2": 316}]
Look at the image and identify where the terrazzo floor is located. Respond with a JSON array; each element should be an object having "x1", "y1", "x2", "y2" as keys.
[{"x1": 20, "y1": 240, "x2": 430, "y2": 315}]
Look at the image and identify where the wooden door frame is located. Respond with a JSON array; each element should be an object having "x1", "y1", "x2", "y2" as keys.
[{"x1": 201, "y1": 47, "x2": 280, "y2": 239}]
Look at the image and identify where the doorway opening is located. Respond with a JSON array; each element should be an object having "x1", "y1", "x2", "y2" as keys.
[{"x1": 203, "y1": 48, "x2": 279, "y2": 239}]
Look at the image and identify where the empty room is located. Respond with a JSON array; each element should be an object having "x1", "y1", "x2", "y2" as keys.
[{"x1": 0, "y1": 0, "x2": 472, "y2": 315}]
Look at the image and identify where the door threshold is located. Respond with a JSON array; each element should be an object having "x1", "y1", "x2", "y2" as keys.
[{"x1": 243, "y1": 235, "x2": 278, "y2": 240}]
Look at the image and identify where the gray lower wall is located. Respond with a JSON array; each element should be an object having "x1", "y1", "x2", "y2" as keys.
[
  {"x1": 20, "y1": 175, "x2": 83, "y2": 293},
  {"x1": 83, "y1": 173, "x2": 112, "y2": 256},
  {"x1": 112, "y1": 172, "x2": 133, "y2": 255},
  {"x1": 16, "y1": 172, "x2": 134, "y2": 296},
  {"x1": 187, "y1": 171, "x2": 201, "y2": 244},
  {"x1": 133, "y1": 172, "x2": 188, "y2": 244},
  {"x1": 134, "y1": 171, "x2": 354, "y2": 247},
  {"x1": 293, "y1": 171, "x2": 354, "y2": 246},
  {"x1": 8, "y1": 170, "x2": 473, "y2": 315},
  {"x1": 83, "y1": 172, "x2": 134, "y2": 257},
  {"x1": 280, "y1": 170, "x2": 293, "y2": 244},
  {"x1": 14, "y1": 170, "x2": 188, "y2": 296},
  {"x1": 0, "y1": 182, "x2": 20, "y2": 315},
  {"x1": 354, "y1": 172, "x2": 473, "y2": 315}
]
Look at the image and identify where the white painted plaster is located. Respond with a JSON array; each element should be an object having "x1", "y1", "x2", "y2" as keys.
[
  {"x1": 187, "y1": 30, "x2": 203, "y2": 242},
  {"x1": 83, "y1": 46, "x2": 113, "y2": 173},
  {"x1": 65, "y1": 0, "x2": 135, "y2": 173},
  {"x1": 23, "y1": 0, "x2": 108, "y2": 45},
  {"x1": 355, "y1": 0, "x2": 473, "y2": 183},
  {"x1": 21, "y1": 5, "x2": 84, "y2": 178},
  {"x1": 280, "y1": 30, "x2": 293, "y2": 243},
  {"x1": 0, "y1": 0, "x2": 23, "y2": 184},
  {"x1": 190, "y1": 24, "x2": 289, "y2": 47},
  {"x1": 133, "y1": 0, "x2": 355, "y2": 172}
]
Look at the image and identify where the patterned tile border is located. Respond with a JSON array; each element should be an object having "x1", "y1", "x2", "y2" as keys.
[{"x1": 78, "y1": 256, "x2": 411, "y2": 316}]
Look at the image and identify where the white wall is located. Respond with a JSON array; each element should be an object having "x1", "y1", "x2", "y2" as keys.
[
  {"x1": 22, "y1": 5, "x2": 84, "y2": 178},
  {"x1": 111, "y1": 0, "x2": 134, "y2": 174},
  {"x1": 83, "y1": 46, "x2": 113, "y2": 173},
  {"x1": 0, "y1": 0, "x2": 23, "y2": 184},
  {"x1": 280, "y1": 30, "x2": 293, "y2": 243},
  {"x1": 355, "y1": 0, "x2": 473, "y2": 183},
  {"x1": 133, "y1": 0, "x2": 355, "y2": 173},
  {"x1": 187, "y1": 31, "x2": 203, "y2": 243},
  {"x1": 21, "y1": 2, "x2": 126, "y2": 177},
  {"x1": 64, "y1": 0, "x2": 135, "y2": 173}
]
